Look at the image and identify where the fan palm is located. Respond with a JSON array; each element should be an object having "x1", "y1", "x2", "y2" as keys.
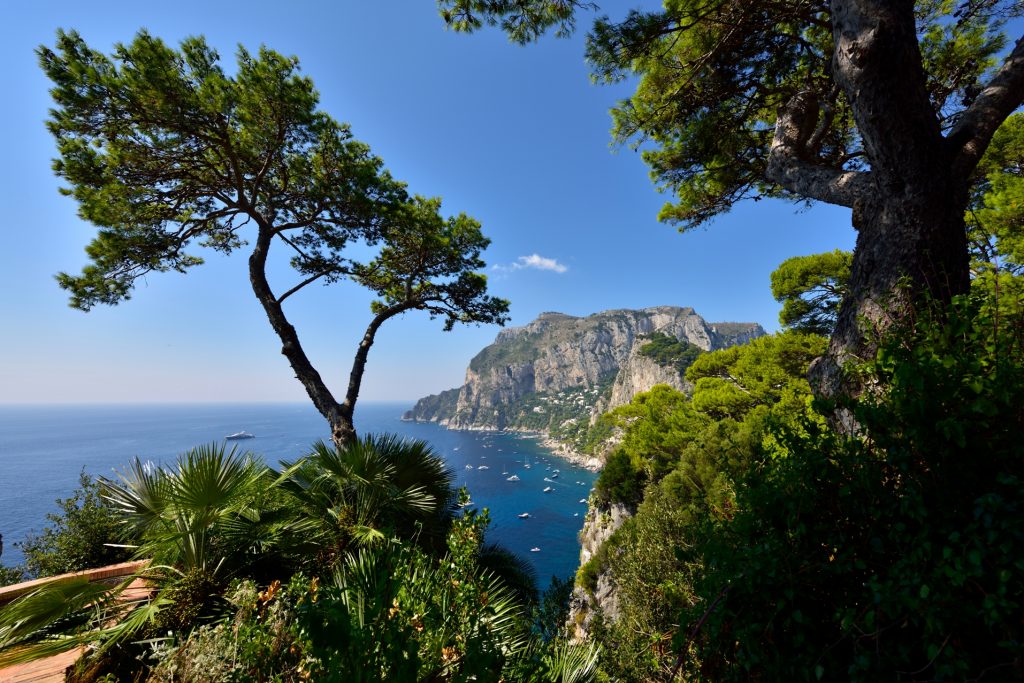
[
  {"x1": 276, "y1": 435, "x2": 457, "y2": 565},
  {"x1": 0, "y1": 443, "x2": 288, "y2": 667}
]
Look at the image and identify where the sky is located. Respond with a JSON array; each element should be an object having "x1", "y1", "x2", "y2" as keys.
[{"x1": 0, "y1": 1, "x2": 857, "y2": 405}]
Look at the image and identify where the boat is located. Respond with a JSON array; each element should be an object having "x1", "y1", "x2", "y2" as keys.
[
  {"x1": 517, "y1": 513, "x2": 530, "y2": 519},
  {"x1": 574, "y1": 513, "x2": 579, "y2": 517},
  {"x1": 225, "y1": 431, "x2": 255, "y2": 440},
  {"x1": 550, "y1": 472, "x2": 559, "y2": 478},
  {"x1": 465, "y1": 465, "x2": 474, "y2": 470},
  {"x1": 544, "y1": 477, "x2": 554, "y2": 483},
  {"x1": 506, "y1": 475, "x2": 520, "y2": 481},
  {"x1": 543, "y1": 486, "x2": 553, "y2": 493},
  {"x1": 530, "y1": 547, "x2": 541, "y2": 552},
  {"x1": 579, "y1": 499, "x2": 587, "y2": 503},
  {"x1": 477, "y1": 465, "x2": 489, "y2": 470}
]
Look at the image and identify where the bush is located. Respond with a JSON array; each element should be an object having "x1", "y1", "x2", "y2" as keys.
[
  {"x1": 593, "y1": 450, "x2": 644, "y2": 507},
  {"x1": 687, "y1": 291, "x2": 1024, "y2": 681},
  {"x1": 19, "y1": 471, "x2": 131, "y2": 578}
]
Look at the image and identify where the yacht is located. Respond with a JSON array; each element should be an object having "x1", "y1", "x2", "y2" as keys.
[
  {"x1": 543, "y1": 486, "x2": 553, "y2": 493},
  {"x1": 477, "y1": 465, "x2": 489, "y2": 470},
  {"x1": 465, "y1": 465, "x2": 474, "y2": 470},
  {"x1": 225, "y1": 431, "x2": 255, "y2": 440},
  {"x1": 517, "y1": 512, "x2": 530, "y2": 519},
  {"x1": 506, "y1": 475, "x2": 520, "y2": 481},
  {"x1": 530, "y1": 547, "x2": 541, "y2": 552},
  {"x1": 579, "y1": 498, "x2": 587, "y2": 503},
  {"x1": 550, "y1": 472, "x2": 559, "y2": 479}
]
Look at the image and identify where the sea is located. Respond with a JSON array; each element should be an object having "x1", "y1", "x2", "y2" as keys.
[{"x1": 0, "y1": 402, "x2": 597, "y2": 586}]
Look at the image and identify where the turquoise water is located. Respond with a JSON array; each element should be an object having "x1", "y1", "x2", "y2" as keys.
[{"x1": 0, "y1": 403, "x2": 596, "y2": 584}]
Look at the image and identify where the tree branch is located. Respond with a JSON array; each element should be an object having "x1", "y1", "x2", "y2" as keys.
[
  {"x1": 950, "y1": 35, "x2": 1024, "y2": 180},
  {"x1": 277, "y1": 269, "x2": 331, "y2": 304},
  {"x1": 766, "y1": 89, "x2": 873, "y2": 209}
]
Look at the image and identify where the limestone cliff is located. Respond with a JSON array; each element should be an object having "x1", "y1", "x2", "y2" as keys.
[
  {"x1": 404, "y1": 306, "x2": 765, "y2": 444},
  {"x1": 568, "y1": 502, "x2": 633, "y2": 639}
]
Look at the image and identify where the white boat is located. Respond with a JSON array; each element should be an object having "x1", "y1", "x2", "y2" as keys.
[
  {"x1": 530, "y1": 547, "x2": 541, "y2": 552},
  {"x1": 225, "y1": 431, "x2": 255, "y2": 440},
  {"x1": 506, "y1": 475, "x2": 520, "y2": 481},
  {"x1": 543, "y1": 486, "x2": 553, "y2": 493},
  {"x1": 477, "y1": 465, "x2": 489, "y2": 470},
  {"x1": 574, "y1": 513, "x2": 579, "y2": 517},
  {"x1": 465, "y1": 465, "x2": 474, "y2": 470},
  {"x1": 517, "y1": 513, "x2": 530, "y2": 518},
  {"x1": 579, "y1": 499, "x2": 587, "y2": 503},
  {"x1": 550, "y1": 472, "x2": 559, "y2": 478}
]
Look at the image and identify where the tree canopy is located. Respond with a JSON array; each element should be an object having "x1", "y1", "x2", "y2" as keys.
[
  {"x1": 770, "y1": 250, "x2": 852, "y2": 335},
  {"x1": 438, "y1": 0, "x2": 1024, "y2": 398},
  {"x1": 41, "y1": 30, "x2": 508, "y2": 443}
]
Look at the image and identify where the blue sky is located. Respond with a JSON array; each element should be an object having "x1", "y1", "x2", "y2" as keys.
[{"x1": 0, "y1": 1, "x2": 856, "y2": 405}]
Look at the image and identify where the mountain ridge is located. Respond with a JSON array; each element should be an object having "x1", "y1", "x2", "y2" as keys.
[{"x1": 404, "y1": 306, "x2": 765, "y2": 457}]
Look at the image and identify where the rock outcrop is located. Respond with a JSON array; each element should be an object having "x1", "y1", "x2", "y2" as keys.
[
  {"x1": 404, "y1": 306, "x2": 765, "y2": 443},
  {"x1": 568, "y1": 502, "x2": 633, "y2": 639}
]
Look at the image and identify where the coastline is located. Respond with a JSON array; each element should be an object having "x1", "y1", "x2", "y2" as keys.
[
  {"x1": 400, "y1": 416, "x2": 604, "y2": 472},
  {"x1": 535, "y1": 434, "x2": 603, "y2": 472}
]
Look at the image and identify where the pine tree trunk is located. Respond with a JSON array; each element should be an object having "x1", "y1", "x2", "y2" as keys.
[{"x1": 811, "y1": 173, "x2": 971, "y2": 403}]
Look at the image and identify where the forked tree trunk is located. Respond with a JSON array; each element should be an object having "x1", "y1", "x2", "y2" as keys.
[{"x1": 767, "y1": 0, "x2": 1024, "y2": 407}]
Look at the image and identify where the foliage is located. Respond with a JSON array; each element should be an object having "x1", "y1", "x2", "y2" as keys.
[
  {"x1": 592, "y1": 449, "x2": 644, "y2": 508},
  {"x1": 438, "y1": 0, "x2": 597, "y2": 44},
  {"x1": 0, "y1": 437, "x2": 598, "y2": 681},
  {"x1": 583, "y1": 332, "x2": 826, "y2": 678},
  {"x1": 147, "y1": 504, "x2": 598, "y2": 682},
  {"x1": 0, "y1": 565, "x2": 24, "y2": 589},
  {"x1": 770, "y1": 250, "x2": 852, "y2": 335},
  {"x1": 15, "y1": 471, "x2": 132, "y2": 579},
  {"x1": 439, "y1": 1, "x2": 1015, "y2": 228},
  {"x1": 533, "y1": 575, "x2": 575, "y2": 643},
  {"x1": 685, "y1": 289, "x2": 1024, "y2": 681},
  {"x1": 636, "y1": 332, "x2": 703, "y2": 375},
  {"x1": 969, "y1": 111, "x2": 1024, "y2": 275},
  {"x1": 277, "y1": 435, "x2": 457, "y2": 566}
]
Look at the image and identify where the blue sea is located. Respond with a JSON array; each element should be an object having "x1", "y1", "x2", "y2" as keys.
[{"x1": 0, "y1": 403, "x2": 596, "y2": 585}]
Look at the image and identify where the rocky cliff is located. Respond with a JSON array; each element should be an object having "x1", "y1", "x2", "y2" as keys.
[
  {"x1": 404, "y1": 306, "x2": 765, "y2": 449},
  {"x1": 568, "y1": 502, "x2": 633, "y2": 639}
]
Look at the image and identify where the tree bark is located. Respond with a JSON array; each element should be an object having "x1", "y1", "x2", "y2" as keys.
[
  {"x1": 336, "y1": 301, "x2": 419, "y2": 443},
  {"x1": 800, "y1": 0, "x2": 985, "y2": 402},
  {"x1": 247, "y1": 225, "x2": 354, "y2": 448}
]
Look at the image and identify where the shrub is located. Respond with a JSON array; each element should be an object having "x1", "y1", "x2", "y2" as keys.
[
  {"x1": 687, "y1": 291, "x2": 1024, "y2": 681},
  {"x1": 19, "y1": 471, "x2": 131, "y2": 578}
]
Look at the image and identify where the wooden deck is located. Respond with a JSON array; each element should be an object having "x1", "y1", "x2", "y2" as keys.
[{"x1": 0, "y1": 562, "x2": 150, "y2": 683}]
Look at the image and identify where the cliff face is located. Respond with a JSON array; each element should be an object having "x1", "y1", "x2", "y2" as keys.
[
  {"x1": 568, "y1": 502, "x2": 633, "y2": 639},
  {"x1": 592, "y1": 345, "x2": 693, "y2": 421},
  {"x1": 404, "y1": 306, "x2": 765, "y2": 438}
]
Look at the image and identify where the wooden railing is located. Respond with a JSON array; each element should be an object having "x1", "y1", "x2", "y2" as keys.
[{"x1": 0, "y1": 560, "x2": 149, "y2": 606}]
